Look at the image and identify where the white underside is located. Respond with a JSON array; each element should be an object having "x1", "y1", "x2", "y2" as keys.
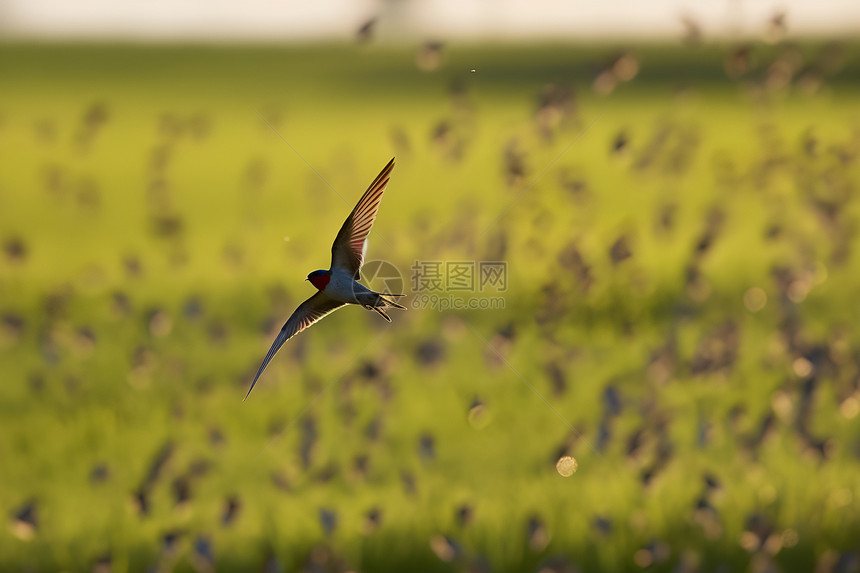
[{"x1": 324, "y1": 268, "x2": 375, "y2": 304}]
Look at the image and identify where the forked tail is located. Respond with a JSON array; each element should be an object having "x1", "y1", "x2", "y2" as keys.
[
  {"x1": 363, "y1": 292, "x2": 407, "y2": 322},
  {"x1": 380, "y1": 293, "x2": 406, "y2": 310}
]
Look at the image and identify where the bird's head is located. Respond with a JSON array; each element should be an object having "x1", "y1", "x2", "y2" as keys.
[{"x1": 306, "y1": 269, "x2": 331, "y2": 291}]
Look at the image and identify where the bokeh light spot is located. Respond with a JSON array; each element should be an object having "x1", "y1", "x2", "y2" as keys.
[
  {"x1": 633, "y1": 549, "x2": 652, "y2": 567},
  {"x1": 840, "y1": 396, "x2": 859, "y2": 419},
  {"x1": 740, "y1": 531, "x2": 760, "y2": 552},
  {"x1": 743, "y1": 287, "x2": 767, "y2": 312},
  {"x1": 792, "y1": 357, "x2": 813, "y2": 377},
  {"x1": 467, "y1": 403, "x2": 491, "y2": 430},
  {"x1": 787, "y1": 280, "x2": 810, "y2": 303},
  {"x1": 828, "y1": 488, "x2": 852, "y2": 509},
  {"x1": 556, "y1": 456, "x2": 578, "y2": 477}
]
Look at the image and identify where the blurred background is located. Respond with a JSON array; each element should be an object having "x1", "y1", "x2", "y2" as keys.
[
  {"x1": 2, "y1": 0, "x2": 860, "y2": 41},
  {"x1": 2, "y1": 1, "x2": 860, "y2": 572}
]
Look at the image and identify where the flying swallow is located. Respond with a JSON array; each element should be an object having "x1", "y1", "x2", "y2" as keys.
[{"x1": 244, "y1": 157, "x2": 404, "y2": 400}]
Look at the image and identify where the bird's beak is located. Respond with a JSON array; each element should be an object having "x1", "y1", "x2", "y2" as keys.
[{"x1": 305, "y1": 278, "x2": 309, "y2": 281}]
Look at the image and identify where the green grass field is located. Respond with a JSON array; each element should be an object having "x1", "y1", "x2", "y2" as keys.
[{"x1": 1, "y1": 41, "x2": 860, "y2": 572}]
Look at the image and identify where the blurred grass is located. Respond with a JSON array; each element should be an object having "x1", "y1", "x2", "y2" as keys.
[{"x1": 1, "y1": 41, "x2": 860, "y2": 572}]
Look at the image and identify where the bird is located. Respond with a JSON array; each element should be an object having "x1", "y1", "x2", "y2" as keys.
[{"x1": 244, "y1": 158, "x2": 404, "y2": 400}]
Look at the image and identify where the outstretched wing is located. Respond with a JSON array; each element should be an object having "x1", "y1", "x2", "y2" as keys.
[
  {"x1": 244, "y1": 291, "x2": 344, "y2": 401},
  {"x1": 330, "y1": 157, "x2": 395, "y2": 278}
]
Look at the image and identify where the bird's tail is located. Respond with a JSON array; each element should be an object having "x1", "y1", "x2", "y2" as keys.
[
  {"x1": 371, "y1": 306, "x2": 392, "y2": 322},
  {"x1": 362, "y1": 292, "x2": 406, "y2": 319},
  {"x1": 380, "y1": 294, "x2": 406, "y2": 310}
]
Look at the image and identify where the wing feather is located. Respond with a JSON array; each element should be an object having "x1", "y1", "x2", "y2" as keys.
[
  {"x1": 331, "y1": 158, "x2": 395, "y2": 278},
  {"x1": 244, "y1": 292, "x2": 344, "y2": 400}
]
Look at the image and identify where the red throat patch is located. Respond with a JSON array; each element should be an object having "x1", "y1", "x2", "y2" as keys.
[{"x1": 309, "y1": 273, "x2": 331, "y2": 291}]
